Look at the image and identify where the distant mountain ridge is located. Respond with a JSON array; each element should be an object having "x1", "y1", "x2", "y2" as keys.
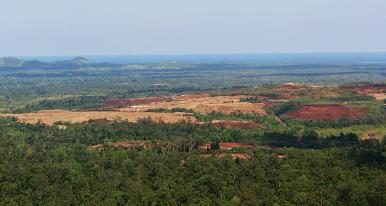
[
  {"x1": 0, "y1": 56, "x2": 119, "y2": 70},
  {"x1": 0, "y1": 56, "x2": 24, "y2": 67}
]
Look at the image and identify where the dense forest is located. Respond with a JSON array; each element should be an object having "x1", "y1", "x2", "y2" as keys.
[{"x1": 0, "y1": 118, "x2": 385, "y2": 205}]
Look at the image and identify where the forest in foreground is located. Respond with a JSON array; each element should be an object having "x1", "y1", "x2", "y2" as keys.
[{"x1": 0, "y1": 118, "x2": 385, "y2": 205}]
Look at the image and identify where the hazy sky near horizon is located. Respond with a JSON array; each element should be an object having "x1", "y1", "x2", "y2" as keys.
[{"x1": 1, "y1": 0, "x2": 386, "y2": 56}]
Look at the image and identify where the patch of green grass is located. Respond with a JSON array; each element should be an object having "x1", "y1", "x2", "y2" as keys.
[{"x1": 317, "y1": 124, "x2": 386, "y2": 140}]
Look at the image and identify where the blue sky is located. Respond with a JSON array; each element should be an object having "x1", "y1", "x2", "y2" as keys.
[{"x1": 1, "y1": 0, "x2": 386, "y2": 56}]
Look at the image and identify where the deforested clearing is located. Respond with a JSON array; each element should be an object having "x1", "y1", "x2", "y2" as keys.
[
  {"x1": 119, "y1": 93, "x2": 267, "y2": 115},
  {"x1": 286, "y1": 104, "x2": 366, "y2": 120},
  {"x1": 0, "y1": 110, "x2": 194, "y2": 125}
]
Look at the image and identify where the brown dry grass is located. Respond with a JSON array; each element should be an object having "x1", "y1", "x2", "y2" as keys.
[
  {"x1": 119, "y1": 93, "x2": 267, "y2": 115},
  {"x1": 0, "y1": 110, "x2": 195, "y2": 125},
  {"x1": 369, "y1": 93, "x2": 386, "y2": 100}
]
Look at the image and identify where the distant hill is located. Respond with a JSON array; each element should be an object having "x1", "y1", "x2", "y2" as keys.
[
  {"x1": 0, "y1": 56, "x2": 120, "y2": 71},
  {"x1": 21, "y1": 59, "x2": 47, "y2": 67},
  {"x1": 0, "y1": 57, "x2": 24, "y2": 67},
  {"x1": 55, "y1": 56, "x2": 91, "y2": 65}
]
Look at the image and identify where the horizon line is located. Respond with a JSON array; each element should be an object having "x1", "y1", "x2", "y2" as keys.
[{"x1": 10, "y1": 50, "x2": 386, "y2": 58}]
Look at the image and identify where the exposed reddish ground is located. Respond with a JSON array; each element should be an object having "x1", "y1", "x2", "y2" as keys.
[
  {"x1": 105, "y1": 97, "x2": 164, "y2": 108},
  {"x1": 200, "y1": 153, "x2": 286, "y2": 160},
  {"x1": 342, "y1": 85, "x2": 386, "y2": 93},
  {"x1": 341, "y1": 85, "x2": 386, "y2": 100},
  {"x1": 286, "y1": 104, "x2": 365, "y2": 120}
]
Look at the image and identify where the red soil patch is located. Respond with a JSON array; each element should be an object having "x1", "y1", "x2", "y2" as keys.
[
  {"x1": 286, "y1": 104, "x2": 365, "y2": 120},
  {"x1": 105, "y1": 97, "x2": 164, "y2": 108},
  {"x1": 262, "y1": 100, "x2": 274, "y2": 106},
  {"x1": 342, "y1": 85, "x2": 386, "y2": 93},
  {"x1": 200, "y1": 153, "x2": 286, "y2": 160},
  {"x1": 341, "y1": 85, "x2": 386, "y2": 100}
]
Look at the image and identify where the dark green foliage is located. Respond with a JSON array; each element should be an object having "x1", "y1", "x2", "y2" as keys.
[
  {"x1": 0, "y1": 120, "x2": 385, "y2": 205},
  {"x1": 264, "y1": 130, "x2": 361, "y2": 149},
  {"x1": 239, "y1": 96, "x2": 260, "y2": 103},
  {"x1": 325, "y1": 93, "x2": 375, "y2": 102},
  {"x1": 349, "y1": 138, "x2": 386, "y2": 166},
  {"x1": 258, "y1": 92, "x2": 281, "y2": 97},
  {"x1": 210, "y1": 141, "x2": 220, "y2": 150},
  {"x1": 267, "y1": 101, "x2": 302, "y2": 115},
  {"x1": 12, "y1": 96, "x2": 108, "y2": 113},
  {"x1": 0, "y1": 116, "x2": 18, "y2": 123}
]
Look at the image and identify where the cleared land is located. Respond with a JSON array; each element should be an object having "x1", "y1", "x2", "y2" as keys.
[
  {"x1": 286, "y1": 104, "x2": 365, "y2": 120},
  {"x1": 0, "y1": 93, "x2": 266, "y2": 125},
  {"x1": 342, "y1": 85, "x2": 386, "y2": 100},
  {"x1": 0, "y1": 110, "x2": 194, "y2": 125},
  {"x1": 2, "y1": 84, "x2": 383, "y2": 125},
  {"x1": 119, "y1": 93, "x2": 267, "y2": 115},
  {"x1": 105, "y1": 97, "x2": 164, "y2": 108}
]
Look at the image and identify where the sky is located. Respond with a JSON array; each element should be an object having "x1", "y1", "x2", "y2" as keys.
[{"x1": 1, "y1": 0, "x2": 386, "y2": 56}]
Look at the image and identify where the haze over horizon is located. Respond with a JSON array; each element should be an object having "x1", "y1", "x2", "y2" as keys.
[{"x1": 1, "y1": 0, "x2": 386, "y2": 56}]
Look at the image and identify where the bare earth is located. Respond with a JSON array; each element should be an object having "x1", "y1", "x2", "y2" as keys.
[
  {"x1": 369, "y1": 93, "x2": 386, "y2": 100},
  {"x1": 0, "y1": 94, "x2": 266, "y2": 125},
  {"x1": 119, "y1": 93, "x2": 267, "y2": 115},
  {"x1": 286, "y1": 104, "x2": 365, "y2": 120},
  {"x1": 0, "y1": 110, "x2": 194, "y2": 125}
]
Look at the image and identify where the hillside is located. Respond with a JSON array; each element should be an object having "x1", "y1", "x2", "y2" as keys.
[{"x1": 0, "y1": 56, "x2": 24, "y2": 67}]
